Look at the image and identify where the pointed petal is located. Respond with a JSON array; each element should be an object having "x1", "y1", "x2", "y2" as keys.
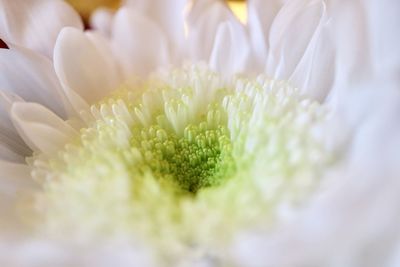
[
  {"x1": 11, "y1": 102, "x2": 77, "y2": 154},
  {"x1": 54, "y1": 27, "x2": 122, "y2": 105},
  {"x1": 124, "y1": 0, "x2": 187, "y2": 62},
  {"x1": 187, "y1": 0, "x2": 237, "y2": 62},
  {"x1": 0, "y1": 91, "x2": 31, "y2": 162},
  {"x1": 0, "y1": 46, "x2": 70, "y2": 118},
  {"x1": 247, "y1": 0, "x2": 284, "y2": 71},
  {"x1": 328, "y1": 0, "x2": 372, "y2": 90},
  {"x1": 90, "y1": 8, "x2": 115, "y2": 38},
  {"x1": 289, "y1": 4, "x2": 335, "y2": 101},
  {"x1": 112, "y1": 7, "x2": 169, "y2": 78},
  {"x1": 266, "y1": 0, "x2": 325, "y2": 80},
  {"x1": 0, "y1": 0, "x2": 83, "y2": 58},
  {"x1": 209, "y1": 20, "x2": 250, "y2": 75}
]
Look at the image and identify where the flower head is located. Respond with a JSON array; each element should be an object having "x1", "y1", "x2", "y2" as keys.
[{"x1": 0, "y1": 0, "x2": 399, "y2": 266}]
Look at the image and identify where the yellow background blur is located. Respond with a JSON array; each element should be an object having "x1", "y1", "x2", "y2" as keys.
[{"x1": 67, "y1": 0, "x2": 247, "y2": 23}]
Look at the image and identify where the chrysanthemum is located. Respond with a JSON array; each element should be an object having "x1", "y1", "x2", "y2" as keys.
[{"x1": 0, "y1": 0, "x2": 399, "y2": 266}]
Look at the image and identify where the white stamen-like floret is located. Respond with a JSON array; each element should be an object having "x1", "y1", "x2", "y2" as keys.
[{"x1": 26, "y1": 66, "x2": 334, "y2": 260}]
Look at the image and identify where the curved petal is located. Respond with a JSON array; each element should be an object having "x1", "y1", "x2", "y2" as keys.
[
  {"x1": 11, "y1": 102, "x2": 78, "y2": 154},
  {"x1": 326, "y1": 0, "x2": 400, "y2": 104},
  {"x1": 90, "y1": 8, "x2": 115, "y2": 38},
  {"x1": 265, "y1": 0, "x2": 325, "y2": 80},
  {"x1": 112, "y1": 7, "x2": 169, "y2": 78},
  {"x1": 365, "y1": 0, "x2": 400, "y2": 78},
  {"x1": 289, "y1": 4, "x2": 335, "y2": 101},
  {"x1": 209, "y1": 20, "x2": 250, "y2": 75},
  {"x1": 0, "y1": 91, "x2": 30, "y2": 162},
  {"x1": 0, "y1": 46, "x2": 70, "y2": 118},
  {"x1": 54, "y1": 27, "x2": 122, "y2": 105},
  {"x1": 124, "y1": 0, "x2": 187, "y2": 63},
  {"x1": 328, "y1": 0, "x2": 372, "y2": 91},
  {"x1": 0, "y1": 160, "x2": 35, "y2": 235},
  {"x1": 0, "y1": 0, "x2": 83, "y2": 58},
  {"x1": 186, "y1": 0, "x2": 237, "y2": 62},
  {"x1": 247, "y1": 0, "x2": 284, "y2": 72},
  {"x1": 231, "y1": 84, "x2": 400, "y2": 267}
]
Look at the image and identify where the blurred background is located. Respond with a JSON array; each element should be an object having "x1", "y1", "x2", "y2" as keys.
[{"x1": 67, "y1": 0, "x2": 247, "y2": 23}]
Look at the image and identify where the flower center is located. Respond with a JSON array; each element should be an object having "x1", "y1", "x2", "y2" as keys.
[
  {"x1": 134, "y1": 123, "x2": 234, "y2": 193},
  {"x1": 27, "y1": 66, "x2": 335, "y2": 258}
]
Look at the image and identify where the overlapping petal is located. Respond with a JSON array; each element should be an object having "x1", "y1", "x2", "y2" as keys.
[
  {"x1": 0, "y1": 0, "x2": 83, "y2": 58},
  {"x1": 112, "y1": 7, "x2": 169, "y2": 78},
  {"x1": 11, "y1": 102, "x2": 77, "y2": 154},
  {"x1": 0, "y1": 46, "x2": 70, "y2": 118},
  {"x1": 54, "y1": 27, "x2": 122, "y2": 105}
]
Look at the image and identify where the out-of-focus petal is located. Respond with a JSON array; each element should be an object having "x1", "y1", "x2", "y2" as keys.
[
  {"x1": 54, "y1": 27, "x2": 122, "y2": 105},
  {"x1": 11, "y1": 102, "x2": 77, "y2": 154},
  {"x1": 124, "y1": 0, "x2": 187, "y2": 63},
  {"x1": 0, "y1": 0, "x2": 83, "y2": 58},
  {"x1": 90, "y1": 8, "x2": 115, "y2": 38},
  {"x1": 266, "y1": 0, "x2": 325, "y2": 80},
  {"x1": 0, "y1": 239, "x2": 156, "y2": 267},
  {"x1": 230, "y1": 81, "x2": 400, "y2": 267},
  {"x1": 364, "y1": 0, "x2": 400, "y2": 79},
  {"x1": 0, "y1": 47, "x2": 70, "y2": 118},
  {"x1": 112, "y1": 7, "x2": 169, "y2": 78},
  {"x1": 247, "y1": 0, "x2": 284, "y2": 72},
  {"x1": 186, "y1": 0, "x2": 237, "y2": 62},
  {"x1": 209, "y1": 20, "x2": 250, "y2": 75},
  {"x1": 0, "y1": 91, "x2": 30, "y2": 162},
  {"x1": 0, "y1": 160, "x2": 35, "y2": 236},
  {"x1": 289, "y1": 4, "x2": 335, "y2": 101},
  {"x1": 328, "y1": 0, "x2": 372, "y2": 93}
]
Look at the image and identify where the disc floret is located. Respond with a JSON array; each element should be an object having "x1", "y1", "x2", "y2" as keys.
[{"x1": 28, "y1": 66, "x2": 334, "y2": 258}]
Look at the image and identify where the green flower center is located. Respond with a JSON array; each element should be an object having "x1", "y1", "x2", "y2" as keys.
[
  {"x1": 26, "y1": 66, "x2": 336, "y2": 260},
  {"x1": 134, "y1": 123, "x2": 234, "y2": 193}
]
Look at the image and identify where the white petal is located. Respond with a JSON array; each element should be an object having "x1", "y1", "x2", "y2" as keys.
[
  {"x1": 0, "y1": 0, "x2": 83, "y2": 58},
  {"x1": 112, "y1": 7, "x2": 169, "y2": 78},
  {"x1": 90, "y1": 8, "x2": 115, "y2": 38},
  {"x1": 365, "y1": 0, "x2": 400, "y2": 78},
  {"x1": 0, "y1": 239, "x2": 156, "y2": 267},
  {"x1": 54, "y1": 27, "x2": 122, "y2": 105},
  {"x1": 327, "y1": 1, "x2": 372, "y2": 92},
  {"x1": 330, "y1": 0, "x2": 400, "y2": 87},
  {"x1": 247, "y1": 0, "x2": 284, "y2": 72},
  {"x1": 124, "y1": 0, "x2": 187, "y2": 63},
  {"x1": 0, "y1": 46, "x2": 71, "y2": 118},
  {"x1": 266, "y1": 0, "x2": 325, "y2": 80},
  {"x1": 231, "y1": 85, "x2": 400, "y2": 267},
  {"x1": 187, "y1": 0, "x2": 237, "y2": 62},
  {"x1": 288, "y1": 4, "x2": 334, "y2": 101},
  {"x1": 209, "y1": 20, "x2": 250, "y2": 75},
  {"x1": 0, "y1": 91, "x2": 30, "y2": 162},
  {"x1": 0, "y1": 160, "x2": 32, "y2": 196},
  {"x1": 0, "y1": 144, "x2": 24, "y2": 163},
  {"x1": 11, "y1": 102, "x2": 77, "y2": 154},
  {"x1": 0, "y1": 160, "x2": 35, "y2": 235}
]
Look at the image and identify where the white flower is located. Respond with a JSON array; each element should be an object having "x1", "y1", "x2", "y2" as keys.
[{"x1": 0, "y1": 0, "x2": 399, "y2": 266}]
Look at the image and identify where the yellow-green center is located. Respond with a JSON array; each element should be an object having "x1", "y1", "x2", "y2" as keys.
[
  {"x1": 133, "y1": 123, "x2": 234, "y2": 193},
  {"x1": 27, "y1": 67, "x2": 335, "y2": 262}
]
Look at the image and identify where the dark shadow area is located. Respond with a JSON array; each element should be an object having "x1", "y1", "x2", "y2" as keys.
[{"x1": 0, "y1": 39, "x2": 8, "y2": 49}]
